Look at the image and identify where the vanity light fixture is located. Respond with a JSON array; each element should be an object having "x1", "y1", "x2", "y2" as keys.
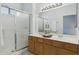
[{"x1": 41, "y1": 3, "x2": 62, "y2": 12}]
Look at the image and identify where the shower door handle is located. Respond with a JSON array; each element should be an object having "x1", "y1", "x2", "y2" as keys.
[{"x1": 0, "y1": 25, "x2": 4, "y2": 46}]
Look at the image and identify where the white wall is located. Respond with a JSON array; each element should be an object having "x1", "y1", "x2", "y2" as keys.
[
  {"x1": 77, "y1": 4, "x2": 79, "y2": 35},
  {"x1": 21, "y1": 3, "x2": 32, "y2": 13},
  {"x1": 78, "y1": 4, "x2": 79, "y2": 29},
  {"x1": 29, "y1": 3, "x2": 42, "y2": 34},
  {"x1": 31, "y1": 4, "x2": 37, "y2": 34},
  {"x1": 0, "y1": 4, "x2": 1, "y2": 14}
]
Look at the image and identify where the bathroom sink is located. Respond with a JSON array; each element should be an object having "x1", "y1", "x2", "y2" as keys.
[
  {"x1": 52, "y1": 34, "x2": 66, "y2": 39},
  {"x1": 43, "y1": 34, "x2": 52, "y2": 37},
  {"x1": 58, "y1": 35, "x2": 63, "y2": 38},
  {"x1": 39, "y1": 32, "x2": 53, "y2": 38}
]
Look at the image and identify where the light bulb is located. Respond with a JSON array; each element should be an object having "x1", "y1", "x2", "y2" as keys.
[
  {"x1": 58, "y1": 3, "x2": 62, "y2": 6},
  {"x1": 51, "y1": 5, "x2": 55, "y2": 8},
  {"x1": 55, "y1": 3, "x2": 59, "y2": 7}
]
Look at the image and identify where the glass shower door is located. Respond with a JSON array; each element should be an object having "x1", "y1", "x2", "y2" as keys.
[
  {"x1": 0, "y1": 15, "x2": 15, "y2": 54},
  {"x1": 15, "y1": 12, "x2": 29, "y2": 50}
]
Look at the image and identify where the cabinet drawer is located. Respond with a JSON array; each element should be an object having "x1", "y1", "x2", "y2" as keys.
[
  {"x1": 64, "y1": 43, "x2": 78, "y2": 52},
  {"x1": 29, "y1": 36, "x2": 37, "y2": 41},
  {"x1": 57, "y1": 48, "x2": 77, "y2": 55},
  {"x1": 44, "y1": 39, "x2": 53, "y2": 45},
  {"x1": 37, "y1": 38, "x2": 43, "y2": 42},
  {"x1": 32, "y1": 36, "x2": 38, "y2": 40},
  {"x1": 44, "y1": 39, "x2": 64, "y2": 48},
  {"x1": 53, "y1": 40, "x2": 64, "y2": 48}
]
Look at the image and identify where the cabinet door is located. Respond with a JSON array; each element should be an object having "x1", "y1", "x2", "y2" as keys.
[
  {"x1": 28, "y1": 36, "x2": 35, "y2": 52},
  {"x1": 43, "y1": 44, "x2": 57, "y2": 55},
  {"x1": 77, "y1": 45, "x2": 79, "y2": 55},
  {"x1": 34, "y1": 40, "x2": 43, "y2": 55}
]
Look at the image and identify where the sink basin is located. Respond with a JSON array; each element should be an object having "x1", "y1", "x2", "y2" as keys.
[
  {"x1": 58, "y1": 35, "x2": 63, "y2": 38},
  {"x1": 43, "y1": 34, "x2": 52, "y2": 38},
  {"x1": 39, "y1": 32, "x2": 53, "y2": 38},
  {"x1": 52, "y1": 35, "x2": 66, "y2": 39}
]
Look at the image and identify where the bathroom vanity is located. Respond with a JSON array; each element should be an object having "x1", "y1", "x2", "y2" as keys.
[{"x1": 28, "y1": 34, "x2": 79, "y2": 55}]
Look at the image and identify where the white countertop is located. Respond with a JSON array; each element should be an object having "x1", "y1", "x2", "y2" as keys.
[{"x1": 30, "y1": 33, "x2": 79, "y2": 45}]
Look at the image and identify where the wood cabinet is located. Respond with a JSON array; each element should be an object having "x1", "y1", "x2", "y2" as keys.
[
  {"x1": 43, "y1": 44, "x2": 57, "y2": 55},
  {"x1": 28, "y1": 36, "x2": 43, "y2": 54},
  {"x1": 63, "y1": 43, "x2": 78, "y2": 52},
  {"x1": 28, "y1": 36, "x2": 78, "y2": 55},
  {"x1": 28, "y1": 36, "x2": 35, "y2": 53},
  {"x1": 78, "y1": 45, "x2": 79, "y2": 54},
  {"x1": 28, "y1": 36, "x2": 38, "y2": 53},
  {"x1": 57, "y1": 48, "x2": 76, "y2": 55},
  {"x1": 34, "y1": 38, "x2": 43, "y2": 54},
  {"x1": 34, "y1": 42, "x2": 43, "y2": 54},
  {"x1": 52, "y1": 40, "x2": 64, "y2": 48}
]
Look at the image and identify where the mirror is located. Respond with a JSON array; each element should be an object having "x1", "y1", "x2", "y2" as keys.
[{"x1": 38, "y1": 3, "x2": 77, "y2": 35}]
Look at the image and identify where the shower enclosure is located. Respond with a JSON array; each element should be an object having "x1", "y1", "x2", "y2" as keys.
[
  {"x1": 0, "y1": 8, "x2": 30, "y2": 54},
  {"x1": 15, "y1": 12, "x2": 29, "y2": 50},
  {"x1": 0, "y1": 15, "x2": 15, "y2": 54}
]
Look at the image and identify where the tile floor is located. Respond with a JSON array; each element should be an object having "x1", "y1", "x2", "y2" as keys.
[{"x1": 21, "y1": 49, "x2": 33, "y2": 55}]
